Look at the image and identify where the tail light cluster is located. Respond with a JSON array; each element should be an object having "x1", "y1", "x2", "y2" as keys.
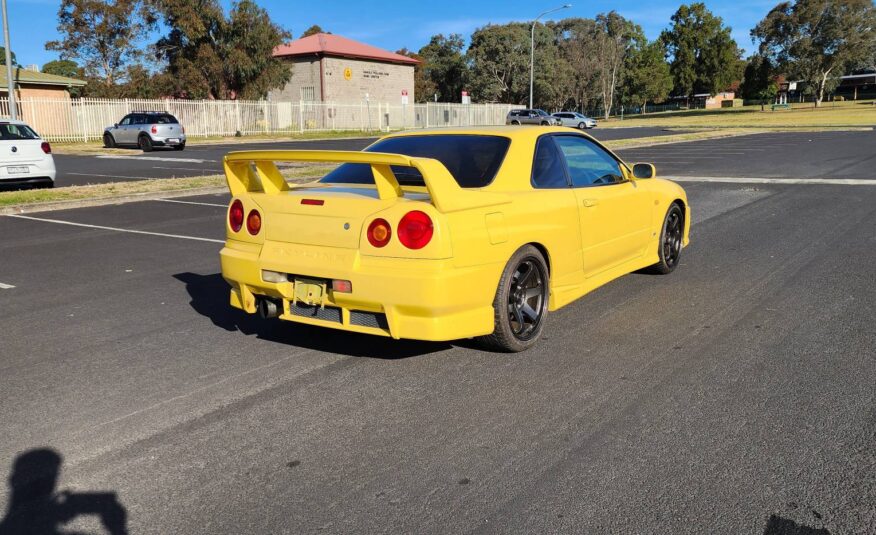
[
  {"x1": 40, "y1": 142, "x2": 51, "y2": 154},
  {"x1": 150, "y1": 125, "x2": 158, "y2": 134},
  {"x1": 229, "y1": 199, "x2": 261, "y2": 235},
  {"x1": 367, "y1": 211, "x2": 433, "y2": 250}
]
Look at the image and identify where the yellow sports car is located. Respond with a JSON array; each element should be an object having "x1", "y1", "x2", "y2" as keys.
[{"x1": 219, "y1": 127, "x2": 689, "y2": 352}]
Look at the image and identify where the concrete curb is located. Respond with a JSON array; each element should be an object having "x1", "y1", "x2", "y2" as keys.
[{"x1": 0, "y1": 186, "x2": 228, "y2": 216}]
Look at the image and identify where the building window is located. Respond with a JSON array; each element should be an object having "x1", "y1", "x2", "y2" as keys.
[{"x1": 300, "y1": 86, "x2": 316, "y2": 101}]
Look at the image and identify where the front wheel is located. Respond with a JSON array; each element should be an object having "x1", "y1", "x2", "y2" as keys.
[
  {"x1": 103, "y1": 133, "x2": 115, "y2": 148},
  {"x1": 476, "y1": 245, "x2": 549, "y2": 352},
  {"x1": 577, "y1": 122, "x2": 586, "y2": 129},
  {"x1": 510, "y1": 120, "x2": 520, "y2": 125},
  {"x1": 647, "y1": 204, "x2": 684, "y2": 274},
  {"x1": 540, "y1": 121, "x2": 550, "y2": 126}
]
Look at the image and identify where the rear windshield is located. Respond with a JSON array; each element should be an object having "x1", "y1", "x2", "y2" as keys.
[
  {"x1": 320, "y1": 135, "x2": 511, "y2": 188},
  {"x1": 0, "y1": 123, "x2": 39, "y2": 140},
  {"x1": 151, "y1": 114, "x2": 179, "y2": 124}
]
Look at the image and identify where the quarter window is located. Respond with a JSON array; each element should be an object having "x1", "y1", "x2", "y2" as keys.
[
  {"x1": 531, "y1": 136, "x2": 568, "y2": 189},
  {"x1": 554, "y1": 135, "x2": 625, "y2": 187}
]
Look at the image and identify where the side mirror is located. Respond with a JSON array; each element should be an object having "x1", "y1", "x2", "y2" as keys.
[
  {"x1": 632, "y1": 163, "x2": 655, "y2": 179},
  {"x1": 113, "y1": 124, "x2": 118, "y2": 128}
]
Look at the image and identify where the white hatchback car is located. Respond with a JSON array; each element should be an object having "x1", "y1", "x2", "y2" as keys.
[{"x1": 0, "y1": 120, "x2": 55, "y2": 188}]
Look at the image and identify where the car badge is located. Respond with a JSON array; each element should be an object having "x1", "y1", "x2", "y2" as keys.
[{"x1": 11, "y1": 146, "x2": 17, "y2": 153}]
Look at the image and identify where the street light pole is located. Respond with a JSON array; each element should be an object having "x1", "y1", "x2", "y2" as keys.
[
  {"x1": 530, "y1": 4, "x2": 571, "y2": 109},
  {"x1": 1, "y1": 0, "x2": 15, "y2": 120}
]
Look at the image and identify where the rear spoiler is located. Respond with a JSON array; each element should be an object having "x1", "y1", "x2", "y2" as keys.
[{"x1": 223, "y1": 150, "x2": 510, "y2": 214}]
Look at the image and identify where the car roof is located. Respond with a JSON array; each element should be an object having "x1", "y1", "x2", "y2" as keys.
[
  {"x1": 0, "y1": 119, "x2": 32, "y2": 126},
  {"x1": 381, "y1": 125, "x2": 599, "y2": 144}
]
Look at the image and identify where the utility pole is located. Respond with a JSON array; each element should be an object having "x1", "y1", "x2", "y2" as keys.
[
  {"x1": 530, "y1": 4, "x2": 571, "y2": 109},
  {"x1": 1, "y1": 0, "x2": 15, "y2": 119}
]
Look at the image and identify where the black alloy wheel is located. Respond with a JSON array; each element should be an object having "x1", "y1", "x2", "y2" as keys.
[
  {"x1": 138, "y1": 135, "x2": 154, "y2": 152},
  {"x1": 103, "y1": 133, "x2": 115, "y2": 148},
  {"x1": 648, "y1": 204, "x2": 684, "y2": 274},
  {"x1": 477, "y1": 245, "x2": 549, "y2": 352}
]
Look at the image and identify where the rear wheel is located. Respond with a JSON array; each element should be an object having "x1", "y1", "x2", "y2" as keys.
[
  {"x1": 577, "y1": 122, "x2": 586, "y2": 129},
  {"x1": 172, "y1": 143, "x2": 185, "y2": 151},
  {"x1": 648, "y1": 204, "x2": 684, "y2": 274},
  {"x1": 510, "y1": 120, "x2": 520, "y2": 125},
  {"x1": 138, "y1": 135, "x2": 153, "y2": 152},
  {"x1": 477, "y1": 245, "x2": 549, "y2": 352},
  {"x1": 540, "y1": 121, "x2": 550, "y2": 126},
  {"x1": 103, "y1": 133, "x2": 115, "y2": 148}
]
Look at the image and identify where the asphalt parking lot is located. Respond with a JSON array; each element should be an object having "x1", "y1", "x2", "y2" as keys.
[
  {"x1": 1, "y1": 130, "x2": 874, "y2": 533},
  {"x1": 51, "y1": 126, "x2": 683, "y2": 187}
]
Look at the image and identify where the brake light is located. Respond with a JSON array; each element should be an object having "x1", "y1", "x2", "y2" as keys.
[
  {"x1": 229, "y1": 199, "x2": 244, "y2": 232},
  {"x1": 398, "y1": 211, "x2": 433, "y2": 249},
  {"x1": 40, "y1": 142, "x2": 51, "y2": 154},
  {"x1": 181, "y1": 125, "x2": 185, "y2": 134},
  {"x1": 367, "y1": 218, "x2": 391, "y2": 247},
  {"x1": 332, "y1": 279, "x2": 352, "y2": 293},
  {"x1": 246, "y1": 209, "x2": 262, "y2": 235},
  {"x1": 151, "y1": 125, "x2": 158, "y2": 134},
  {"x1": 301, "y1": 199, "x2": 324, "y2": 206}
]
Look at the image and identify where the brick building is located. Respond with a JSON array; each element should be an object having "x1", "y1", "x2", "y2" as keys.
[{"x1": 269, "y1": 33, "x2": 418, "y2": 104}]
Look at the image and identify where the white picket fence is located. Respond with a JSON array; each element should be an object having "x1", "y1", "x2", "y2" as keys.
[{"x1": 0, "y1": 98, "x2": 517, "y2": 143}]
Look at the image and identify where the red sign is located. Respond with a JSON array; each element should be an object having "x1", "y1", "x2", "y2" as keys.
[
  {"x1": 401, "y1": 89, "x2": 408, "y2": 96},
  {"x1": 461, "y1": 91, "x2": 469, "y2": 96}
]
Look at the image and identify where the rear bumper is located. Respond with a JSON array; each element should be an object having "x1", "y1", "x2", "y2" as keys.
[
  {"x1": 149, "y1": 134, "x2": 186, "y2": 146},
  {"x1": 220, "y1": 240, "x2": 501, "y2": 342},
  {"x1": 0, "y1": 159, "x2": 55, "y2": 188}
]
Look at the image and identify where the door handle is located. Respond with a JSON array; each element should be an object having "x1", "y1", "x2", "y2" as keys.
[{"x1": 582, "y1": 198, "x2": 599, "y2": 207}]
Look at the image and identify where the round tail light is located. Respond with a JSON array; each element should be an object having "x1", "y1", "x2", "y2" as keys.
[
  {"x1": 229, "y1": 199, "x2": 244, "y2": 232},
  {"x1": 151, "y1": 125, "x2": 158, "y2": 134},
  {"x1": 367, "y1": 218, "x2": 391, "y2": 247},
  {"x1": 246, "y1": 209, "x2": 262, "y2": 235},
  {"x1": 398, "y1": 211, "x2": 433, "y2": 249},
  {"x1": 41, "y1": 142, "x2": 51, "y2": 154}
]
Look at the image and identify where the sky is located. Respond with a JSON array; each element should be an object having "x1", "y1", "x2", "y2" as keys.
[{"x1": 9, "y1": 0, "x2": 779, "y2": 69}]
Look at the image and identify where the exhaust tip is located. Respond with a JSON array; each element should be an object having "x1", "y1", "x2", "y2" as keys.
[{"x1": 257, "y1": 298, "x2": 280, "y2": 319}]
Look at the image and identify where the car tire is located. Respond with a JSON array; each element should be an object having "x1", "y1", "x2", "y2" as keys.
[
  {"x1": 647, "y1": 203, "x2": 685, "y2": 274},
  {"x1": 173, "y1": 143, "x2": 185, "y2": 151},
  {"x1": 578, "y1": 122, "x2": 586, "y2": 129},
  {"x1": 476, "y1": 245, "x2": 549, "y2": 352},
  {"x1": 103, "y1": 133, "x2": 116, "y2": 148},
  {"x1": 138, "y1": 135, "x2": 154, "y2": 152},
  {"x1": 511, "y1": 120, "x2": 520, "y2": 125},
  {"x1": 540, "y1": 121, "x2": 550, "y2": 126}
]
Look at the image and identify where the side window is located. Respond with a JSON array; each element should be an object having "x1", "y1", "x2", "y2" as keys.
[
  {"x1": 531, "y1": 136, "x2": 568, "y2": 189},
  {"x1": 554, "y1": 136, "x2": 625, "y2": 187},
  {"x1": 119, "y1": 116, "x2": 132, "y2": 126}
]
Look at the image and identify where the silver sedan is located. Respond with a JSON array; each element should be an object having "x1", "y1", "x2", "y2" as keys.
[{"x1": 552, "y1": 112, "x2": 598, "y2": 129}]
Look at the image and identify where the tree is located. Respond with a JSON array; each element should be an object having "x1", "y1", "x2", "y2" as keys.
[
  {"x1": 738, "y1": 55, "x2": 777, "y2": 109},
  {"x1": 0, "y1": 46, "x2": 16, "y2": 66},
  {"x1": 594, "y1": 12, "x2": 644, "y2": 119},
  {"x1": 466, "y1": 23, "x2": 531, "y2": 104},
  {"x1": 418, "y1": 34, "x2": 468, "y2": 102},
  {"x1": 752, "y1": 0, "x2": 876, "y2": 107},
  {"x1": 154, "y1": 0, "x2": 291, "y2": 99},
  {"x1": 661, "y1": 3, "x2": 742, "y2": 100},
  {"x1": 624, "y1": 40, "x2": 673, "y2": 113},
  {"x1": 301, "y1": 24, "x2": 325, "y2": 37},
  {"x1": 555, "y1": 18, "x2": 601, "y2": 112},
  {"x1": 42, "y1": 59, "x2": 82, "y2": 79},
  {"x1": 46, "y1": 0, "x2": 156, "y2": 90},
  {"x1": 396, "y1": 48, "x2": 435, "y2": 103}
]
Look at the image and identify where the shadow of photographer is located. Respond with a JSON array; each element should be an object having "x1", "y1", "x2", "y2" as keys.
[{"x1": 0, "y1": 448, "x2": 127, "y2": 535}]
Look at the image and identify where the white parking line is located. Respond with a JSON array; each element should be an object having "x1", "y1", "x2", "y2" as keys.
[
  {"x1": 66, "y1": 172, "x2": 154, "y2": 180},
  {"x1": 96, "y1": 155, "x2": 216, "y2": 164},
  {"x1": 0, "y1": 282, "x2": 15, "y2": 289},
  {"x1": 671, "y1": 176, "x2": 876, "y2": 185},
  {"x1": 6, "y1": 215, "x2": 224, "y2": 243},
  {"x1": 156, "y1": 199, "x2": 227, "y2": 208},
  {"x1": 152, "y1": 166, "x2": 222, "y2": 172}
]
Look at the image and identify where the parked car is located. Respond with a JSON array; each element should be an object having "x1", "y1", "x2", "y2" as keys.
[
  {"x1": 0, "y1": 120, "x2": 54, "y2": 189},
  {"x1": 219, "y1": 127, "x2": 689, "y2": 352},
  {"x1": 506, "y1": 109, "x2": 561, "y2": 126},
  {"x1": 103, "y1": 111, "x2": 186, "y2": 152},
  {"x1": 553, "y1": 112, "x2": 598, "y2": 129}
]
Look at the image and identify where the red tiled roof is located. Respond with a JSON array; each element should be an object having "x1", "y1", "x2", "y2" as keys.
[{"x1": 273, "y1": 33, "x2": 420, "y2": 65}]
